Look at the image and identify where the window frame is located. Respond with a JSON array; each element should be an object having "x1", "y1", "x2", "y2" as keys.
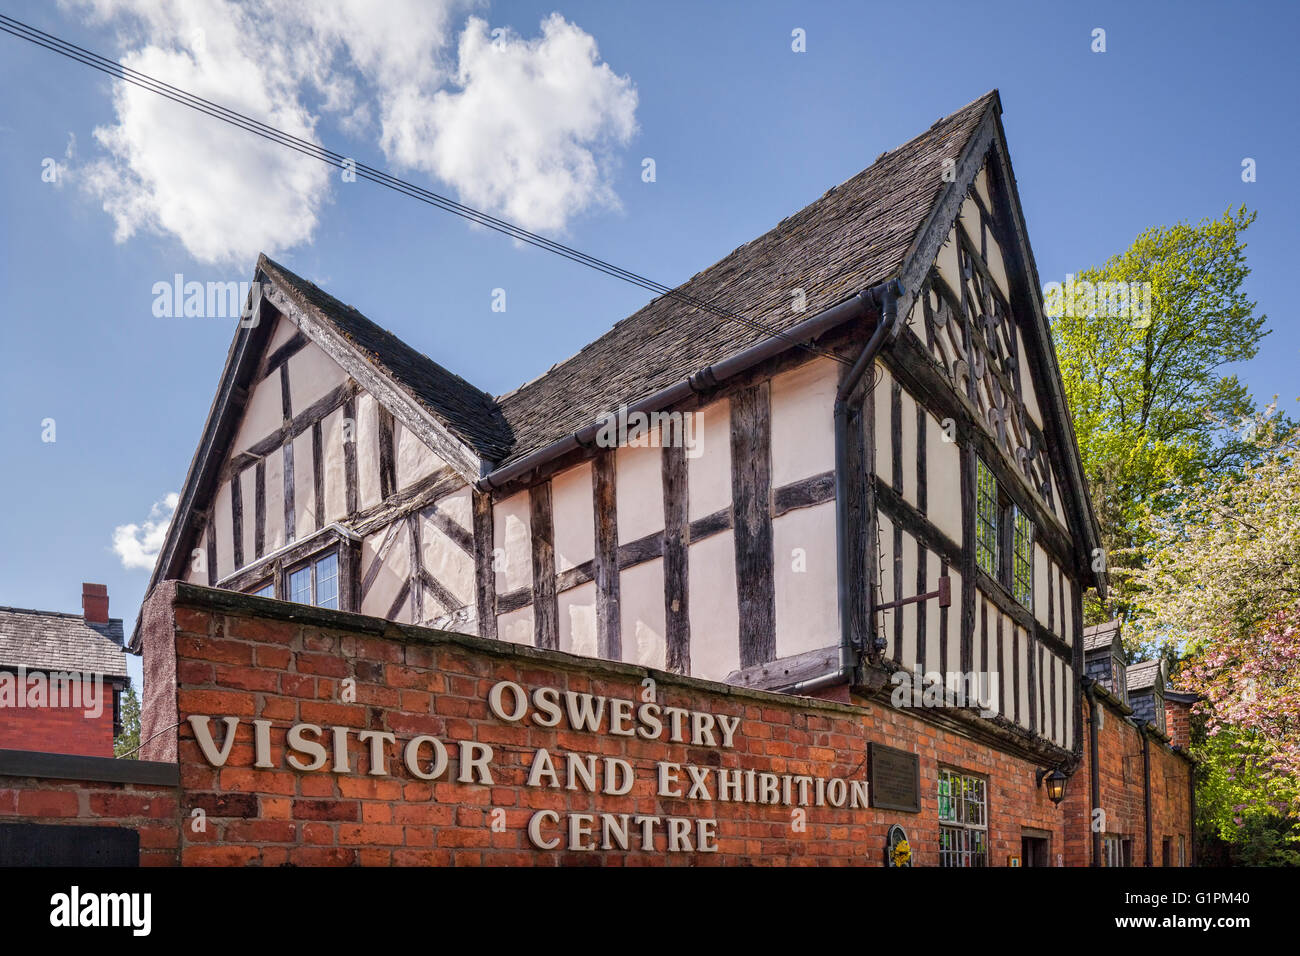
[
  {"x1": 938, "y1": 766, "x2": 989, "y2": 868},
  {"x1": 221, "y1": 527, "x2": 357, "y2": 611},
  {"x1": 974, "y1": 455, "x2": 1035, "y2": 611},
  {"x1": 283, "y1": 548, "x2": 340, "y2": 610}
]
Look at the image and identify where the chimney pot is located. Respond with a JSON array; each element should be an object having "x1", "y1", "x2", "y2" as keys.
[{"x1": 82, "y1": 582, "x2": 109, "y2": 624}]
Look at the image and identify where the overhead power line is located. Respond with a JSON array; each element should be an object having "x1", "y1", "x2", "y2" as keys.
[{"x1": 0, "y1": 13, "x2": 855, "y2": 365}]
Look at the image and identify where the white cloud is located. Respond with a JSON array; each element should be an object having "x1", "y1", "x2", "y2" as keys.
[
  {"x1": 112, "y1": 492, "x2": 178, "y2": 571},
  {"x1": 387, "y1": 14, "x2": 638, "y2": 233},
  {"x1": 68, "y1": 1, "x2": 637, "y2": 264}
]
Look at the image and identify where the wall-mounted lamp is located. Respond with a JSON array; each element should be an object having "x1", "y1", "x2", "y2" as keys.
[{"x1": 1036, "y1": 768, "x2": 1067, "y2": 805}]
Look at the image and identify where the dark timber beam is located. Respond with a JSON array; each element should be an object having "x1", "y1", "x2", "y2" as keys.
[
  {"x1": 592, "y1": 450, "x2": 621, "y2": 660},
  {"x1": 472, "y1": 489, "x2": 496, "y2": 640},
  {"x1": 529, "y1": 481, "x2": 559, "y2": 651},
  {"x1": 662, "y1": 442, "x2": 690, "y2": 675},
  {"x1": 731, "y1": 383, "x2": 775, "y2": 669}
]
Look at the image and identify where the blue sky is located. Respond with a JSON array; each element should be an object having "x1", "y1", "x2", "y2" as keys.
[{"x1": 1, "y1": 0, "x2": 1296, "y2": 691}]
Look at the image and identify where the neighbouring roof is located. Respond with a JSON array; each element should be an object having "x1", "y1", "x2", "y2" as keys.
[
  {"x1": 0, "y1": 607, "x2": 129, "y2": 678},
  {"x1": 1126, "y1": 659, "x2": 1165, "y2": 692},
  {"x1": 1083, "y1": 620, "x2": 1122, "y2": 652},
  {"x1": 258, "y1": 255, "x2": 515, "y2": 462},
  {"x1": 266, "y1": 91, "x2": 999, "y2": 469}
]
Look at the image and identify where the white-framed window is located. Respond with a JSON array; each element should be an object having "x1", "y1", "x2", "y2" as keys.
[
  {"x1": 284, "y1": 550, "x2": 339, "y2": 609},
  {"x1": 1103, "y1": 834, "x2": 1133, "y2": 867},
  {"x1": 938, "y1": 767, "x2": 988, "y2": 867}
]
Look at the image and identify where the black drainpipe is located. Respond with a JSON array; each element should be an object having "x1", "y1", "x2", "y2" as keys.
[
  {"x1": 1139, "y1": 723, "x2": 1153, "y2": 866},
  {"x1": 1083, "y1": 678, "x2": 1102, "y2": 866},
  {"x1": 832, "y1": 278, "x2": 905, "y2": 684}
]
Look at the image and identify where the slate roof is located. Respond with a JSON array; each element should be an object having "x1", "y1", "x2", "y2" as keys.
[
  {"x1": 1083, "y1": 620, "x2": 1122, "y2": 652},
  {"x1": 258, "y1": 255, "x2": 515, "y2": 461},
  {"x1": 0, "y1": 607, "x2": 129, "y2": 678},
  {"x1": 1126, "y1": 659, "x2": 1164, "y2": 692},
  {"x1": 493, "y1": 91, "x2": 998, "y2": 466},
  {"x1": 259, "y1": 91, "x2": 999, "y2": 469}
]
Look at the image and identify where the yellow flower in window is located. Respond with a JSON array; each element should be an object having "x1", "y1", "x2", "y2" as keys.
[{"x1": 891, "y1": 839, "x2": 911, "y2": 867}]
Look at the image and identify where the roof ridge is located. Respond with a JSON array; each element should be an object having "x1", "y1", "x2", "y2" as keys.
[{"x1": 0, "y1": 605, "x2": 123, "y2": 624}]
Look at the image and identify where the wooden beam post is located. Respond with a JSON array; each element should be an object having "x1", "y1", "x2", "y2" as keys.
[
  {"x1": 662, "y1": 441, "x2": 690, "y2": 675},
  {"x1": 730, "y1": 383, "x2": 775, "y2": 669},
  {"x1": 529, "y1": 481, "x2": 559, "y2": 651}
]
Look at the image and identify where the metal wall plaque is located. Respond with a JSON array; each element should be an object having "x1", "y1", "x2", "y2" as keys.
[{"x1": 869, "y1": 743, "x2": 920, "y2": 812}]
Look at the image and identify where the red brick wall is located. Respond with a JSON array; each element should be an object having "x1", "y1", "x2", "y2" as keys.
[
  {"x1": 135, "y1": 583, "x2": 1070, "y2": 867},
  {"x1": 0, "y1": 675, "x2": 117, "y2": 758},
  {"x1": 0, "y1": 774, "x2": 179, "y2": 866},
  {"x1": 1165, "y1": 699, "x2": 1193, "y2": 752},
  {"x1": 1063, "y1": 694, "x2": 1193, "y2": 866}
]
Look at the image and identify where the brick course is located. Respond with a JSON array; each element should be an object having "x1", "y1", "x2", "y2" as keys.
[{"x1": 0, "y1": 584, "x2": 1196, "y2": 866}]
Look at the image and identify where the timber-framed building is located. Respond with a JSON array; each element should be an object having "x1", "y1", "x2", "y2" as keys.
[{"x1": 127, "y1": 90, "x2": 1194, "y2": 866}]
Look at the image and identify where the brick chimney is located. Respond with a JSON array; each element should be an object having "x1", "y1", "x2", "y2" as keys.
[
  {"x1": 1164, "y1": 692, "x2": 1198, "y2": 750},
  {"x1": 82, "y1": 583, "x2": 109, "y2": 624}
]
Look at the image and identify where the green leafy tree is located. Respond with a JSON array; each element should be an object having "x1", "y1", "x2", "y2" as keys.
[
  {"x1": 1050, "y1": 206, "x2": 1273, "y2": 627},
  {"x1": 1129, "y1": 417, "x2": 1300, "y2": 859},
  {"x1": 114, "y1": 683, "x2": 141, "y2": 759}
]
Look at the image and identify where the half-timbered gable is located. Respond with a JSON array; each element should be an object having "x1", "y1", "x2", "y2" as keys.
[
  {"x1": 139, "y1": 255, "x2": 509, "y2": 639},
  {"x1": 136, "y1": 90, "x2": 1103, "y2": 767}
]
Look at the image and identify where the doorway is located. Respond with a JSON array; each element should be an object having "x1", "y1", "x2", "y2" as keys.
[{"x1": 1021, "y1": 830, "x2": 1051, "y2": 867}]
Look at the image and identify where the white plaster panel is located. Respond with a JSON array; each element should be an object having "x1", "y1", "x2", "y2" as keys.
[
  {"x1": 551, "y1": 462, "x2": 594, "y2": 572},
  {"x1": 265, "y1": 313, "x2": 298, "y2": 354},
  {"x1": 770, "y1": 357, "x2": 837, "y2": 487},
  {"x1": 263, "y1": 447, "x2": 285, "y2": 554},
  {"x1": 984, "y1": 228, "x2": 1011, "y2": 303},
  {"x1": 975, "y1": 166, "x2": 993, "y2": 211},
  {"x1": 876, "y1": 512, "x2": 894, "y2": 661},
  {"x1": 558, "y1": 581, "x2": 598, "y2": 658},
  {"x1": 1062, "y1": 580, "x2": 1072, "y2": 645},
  {"x1": 899, "y1": 531, "x2": 918, "y2": 672},
  {"x1": 900, "y1": 387, "x2": 918, "y2": 507},
  {"x1": 420, "y1": 516, "x2": 473, "y2": 613},
  {"x1": 936, "y1": 226, "x2": 961, "y2": 295},
  {"x1": 186, "y1": 528, "x2": 206, "y2": 583},
  {"x1": 1034, "y1": 545, "x2": 1049, "y2": 626},
  {"x1": 356, "y1": 393, "x2": 381, "y2": 509},
  {"x1": 232, "y1": 371, "x2": 283, "y2": 455},
  {"x1": 1017, "y1": 628, "x2": 1029, "y2": 729},
  {"x1": 772, "y1": 502, "x2": 837, "y2": 661},
  {"x1": 872, "y1": 363, "x2": 892, "y2": 482},
  {"x1": 687, "y1": 398, "x2": 730, "y2": 521},
  {"x1": 616, "y1": 442, "x2": 663, "y2": 543},
  {"x1": 292, "y1": 430, "x2": 315, "y2": 539},
  {"x1": 239, "y1": 467, "x2": 256, "y2": 571},
  {"x1": 395, "y1": 419, "x2": 444, "y2": 490},
  {"x1": 925, "y1": 549, "x2": 943, "y2": 676},
  {"x1": 360, "y1": 522, "x2": 409, "y2": 619},
  {"x1": 687, "y1": 530, "x2": 739, "y2": 682},
  {"x1": 945, "y1": 567, "x2": 963, "y2": 676},
  {"x1": 212, "y1": 481, "x2": 233, "y2": 581},
  {"x1": 321, "y1": 407, "x2": 347, "y2": 523},
  {"x1": 435, "y1": 486, "x2": 472, "y2": 531},
  {"x1": 1017, "y1": 329, "x2": 1044, "y2": 429},
  {"x1": 959, "y1": 195, "x2": 982, "y2": 261},
  {"x1": 498, "y1": 606, "x2": 534, "y2": 646},
  {"x1": 620, "y1": 558, "x2": 666, "y2": 670},
  {"x1": 926, "y1": 408, "x2": 962, "y2": 543},
  {"x1": 287, "y1": 340, "x2": 347, "y2": 417},
  {"x1": 493, "y1": 491, "x2": 531, "y2": 594}
]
